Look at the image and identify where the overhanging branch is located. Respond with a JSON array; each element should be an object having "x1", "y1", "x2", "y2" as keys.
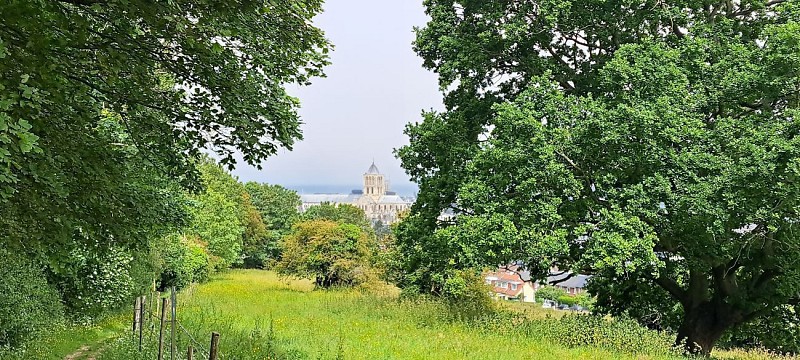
[{"x1": 653, "y1": 274, "x2": 688, "y2": 306}]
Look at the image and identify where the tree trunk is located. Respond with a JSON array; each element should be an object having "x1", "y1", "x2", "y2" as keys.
[{"x1": 675, "y1": 302, "x2": 736, "y2": 356}]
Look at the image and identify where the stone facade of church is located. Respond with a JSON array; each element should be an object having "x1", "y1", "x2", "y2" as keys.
[{"x1": 299, "y1": 163, "x2": 413, "y2": 224}]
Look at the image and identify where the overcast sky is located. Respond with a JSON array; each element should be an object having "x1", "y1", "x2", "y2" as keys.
[{"x1": 231, "y1": 0, "x2": 443, "y2": 194}]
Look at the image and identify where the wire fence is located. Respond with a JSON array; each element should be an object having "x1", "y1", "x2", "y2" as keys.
[{"x1": 132, "y1": 286, "x2": 219, "y2": 360}]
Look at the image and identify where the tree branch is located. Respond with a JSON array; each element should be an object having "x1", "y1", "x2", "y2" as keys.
[
  {"x1": 57, "y1": 0, "x2": 106, "y2": 5},
  {"x1": 548, "y1": 272, "x2": 576, "y2": 285},
  {"x1": 654, "y1": 274, "x2": 688, "y2": 306},
  {"x1": 730, "y1": 0, "x2": 788, "y2": 17},
  {"x1": 712, "y1": 265, "x2": 738, "y2": 298}
]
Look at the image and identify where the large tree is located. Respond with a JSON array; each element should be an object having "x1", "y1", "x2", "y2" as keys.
[
  {"x1": 244, "y1": 182, "x2": 301, "y2": 235},
  {"x1": 242, "y1": 182, "x2": 301, "y2": 267},
  {"x1": 0, "y1": 0, "x2": 328, "y2": 258},
  {"x1": 397, "y1": 0, "x2": 800, "y2": 354},
  {"x1": 0, "y1": 0, "x2": 329, "y2": 333}
]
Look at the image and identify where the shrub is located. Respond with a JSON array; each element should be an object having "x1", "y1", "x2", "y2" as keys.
[
  {"x1": 557, "y1": 295, "x2": 577, "y2": 306},
  {"x1": 0, "y1": 249, "x2": 64, "y2": 348},
  {"x1": 536, "y1": 285, "x2": 567, "y2": 302},
  {"x1": 574, "y1": 293, "x2": 595, "y2": 309},
  {"x1": 158, "y1": 233, "x2": 212, "y2": 289},
  {"x1": 54, "y1": 243, "x2": 141, "y2": 320},
  {"x1": 277, "y1": 220, "x2": 374, "y2": 288},
  {"x1": 441, "y1": 270, "x2": 497, "y2": 321}
]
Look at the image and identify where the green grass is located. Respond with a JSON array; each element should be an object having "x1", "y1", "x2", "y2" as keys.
[
  {"x1": 0, "y1": 313, "x2": 127, "y2": 360},
  {"x1": 21, "y1": 269, "x2": 790, "y2": 360},
  {"x1": 170, "y1": 270, "x2": 677, "y2": 360}
]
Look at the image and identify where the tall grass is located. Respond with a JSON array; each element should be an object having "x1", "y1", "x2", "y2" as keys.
[
  {"x1": 88, "y1": 270, "x2": 794, "y2": 360},
  {"x1": 117, "y1": 270, "x2": 677, "y2": 360}
]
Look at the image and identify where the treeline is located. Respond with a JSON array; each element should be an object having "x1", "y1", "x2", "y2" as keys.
[
  {"x1": 0, "y1": 0, "x2": 331, "y2": 352},
  {"x1": 0, "y1": 153, "x2": 303, "y2": 348},
  {"x1": 0, "y1": 148, "x2": 396, "y2": 350}
]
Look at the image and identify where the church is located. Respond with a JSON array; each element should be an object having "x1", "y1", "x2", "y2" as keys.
[{"x1": 299, "y1": 162, "x2": 413, "y2": 224}]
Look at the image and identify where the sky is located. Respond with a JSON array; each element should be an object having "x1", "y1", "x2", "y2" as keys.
[{"x1": 231, "y1": 0, "x2": 443, "y2": 195}]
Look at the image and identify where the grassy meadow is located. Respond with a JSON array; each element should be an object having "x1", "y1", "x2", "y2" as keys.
[
  {"x1": 163, "y1": 270, "x2": 677, "y2": 360},
  {"x1": 11, "y1": 269, "x2": 793, "y2": 360}
]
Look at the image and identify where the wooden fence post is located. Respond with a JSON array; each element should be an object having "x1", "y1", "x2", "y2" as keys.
[
  {"x1": 187, "y1": 346, "x2": 194, "y2": 360},
  {"x1": 138, "y1": 295, "x2": 146, "y2": 351},
  {"x1": 158, "y1": 297, "x2": 168, "y2": 360},
  {"x1": 209, "y1": 332, "x2": 219, "y2": 360},
  {"x1": 170, "y1": 287, "x2": 176, "y2": 360},
  {"x1": 133, "y1": 296, "x2": 141, "y2": 333}
]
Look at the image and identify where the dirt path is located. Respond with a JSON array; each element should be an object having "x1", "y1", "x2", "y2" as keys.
[
  {"x1": 63, "y1": 340, "x2": 109, "y2": 360},
  {"x1": 63, "y1": 345, "x2": 90, "y2": 360}
]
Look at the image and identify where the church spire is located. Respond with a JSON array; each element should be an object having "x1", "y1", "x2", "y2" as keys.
[
  {"x1": 364, "y1": 161, "x2": 385, "y2": 198},
  {"x1": 367, "y1": 161, "x2": 380, "y2": 174}
]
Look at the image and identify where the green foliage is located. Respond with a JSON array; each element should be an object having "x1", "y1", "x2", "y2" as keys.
[
  {"x1": 54, "y1": 242, "x2": 144, "y2": 319},
  {"x1": 158, "y1": 234, "x2": 212, "y2": 289},
  {"x1": 0, "y1": 0, "x2": 330, "y2": 198},
  {"x1": 240, "y1": 194, "x2": 275, "y2": 268},
  {"x1": 0, "y1": 312, "x2": 128, "y2": 360},
  {"x1": 440, "y1": 269, "x2": 496, "y2": 321},
  {"x1": 372, "y1": 220, "x2": 391, "y2": 239},
  {"x1": 243, "y1": 182, "x2": 301, "y2": 267},
  {"x1": 302, "y1": 202, "x2": 373, "y2": 234},
  {"x1": 574, "y1": 293, "x2": 596, "y2": 309},
  {"x1": 518, "y1": 314, "x2": 679, "y2": 357},
  {"x1": 187, "y1": 158, "x2": 246, "y2": 268},
  {"x1": 189, "y1": 189, "x2": 243, "y2": 268},
  {"x1": 0, "y1": 249, "x2": 64, "y2": 348},
  {"x1": 0, "y1": 0, "x2": 329, "y2": 351},
  {"x1": 536, "y1": 286, "x2": 568, "y2": 302},
  {"x1": 720, "y1": 304, "x2": 800, "y2": 355},
  {"x1": 277, "y1": 220, "x2": 375, "y2": 288},
  {"x1": 558, "y1": 296, "x2": 577, "y2": 307},
  {"x1": 245, "y1": 182, "x2": 301, "y2": 233},
  {"x1": 0, "y1": 105, "x2": 188, "y2": 325},
  {"x1": 399, "y1": 0, "x2": 800, "y2": 354}
]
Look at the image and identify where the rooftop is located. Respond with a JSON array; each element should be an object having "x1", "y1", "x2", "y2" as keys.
[{"x1": 366, "y1": 162, "x2": 380, "y2": 174}]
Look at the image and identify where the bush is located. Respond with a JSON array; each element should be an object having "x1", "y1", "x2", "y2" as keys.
[
  {"x1": 158, "y1": 233, "x2": 212, "y2": 289},
  {"x1": 536, "y1": 285, "x2": 567, "y2": 302},
  {"x1": 557, "y1": 295, "x2": 577, "y2": 306},
  {"x1": 574, "y1": 293, "x2": 595, "y2": 309},
  {"x1": 277, "y1": 220, "x2": 375, "y2": 288},
  {"x1": 441, "y1": 270, "x2": 497, "y2": 321},
  {"x1": 54, "y1": 244, "x2": 141, "y2": 319},
  {"x1": 0, "y1": 249, "x2": 64, "y2": 348}
]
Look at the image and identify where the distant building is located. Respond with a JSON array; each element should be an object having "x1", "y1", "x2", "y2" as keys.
[
  {"x1": 299, "y1": 162, "x2": 413, "y2": 224},
  {"x1": 484, "y1": 268, "x2": 536, "y2": 302},
  {"x1": 484, "y1": 265, "x2": 591, "y2": 303}
]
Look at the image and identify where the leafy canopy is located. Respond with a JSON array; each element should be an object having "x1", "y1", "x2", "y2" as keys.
[
  {"x1": 302, "y1": 202, "x2": 373, "y2": 234},
  {"x1": 398, "y1": 0, "x2": 800, "y2": 354},
  {"x1": 277, "y1": 220, "x2": 374, "y2": 288}
]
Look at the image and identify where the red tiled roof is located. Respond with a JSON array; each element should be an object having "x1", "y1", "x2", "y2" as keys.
[{"x1": 485, "y1": 270, "x2": 524, "y2": 297}]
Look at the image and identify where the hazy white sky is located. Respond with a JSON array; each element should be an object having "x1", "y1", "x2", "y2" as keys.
[{"x1": 232, "y1": 0, "x2": 443, "y2": 193}]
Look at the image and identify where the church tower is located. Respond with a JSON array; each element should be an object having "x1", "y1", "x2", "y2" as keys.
[{"x1": 363, "y1": 161, "x2": 385, "y2": 200}]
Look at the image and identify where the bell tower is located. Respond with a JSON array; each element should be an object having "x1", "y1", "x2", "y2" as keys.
[{"x1": 363, "y1": 161, "x2": 385, "y2": 200}]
